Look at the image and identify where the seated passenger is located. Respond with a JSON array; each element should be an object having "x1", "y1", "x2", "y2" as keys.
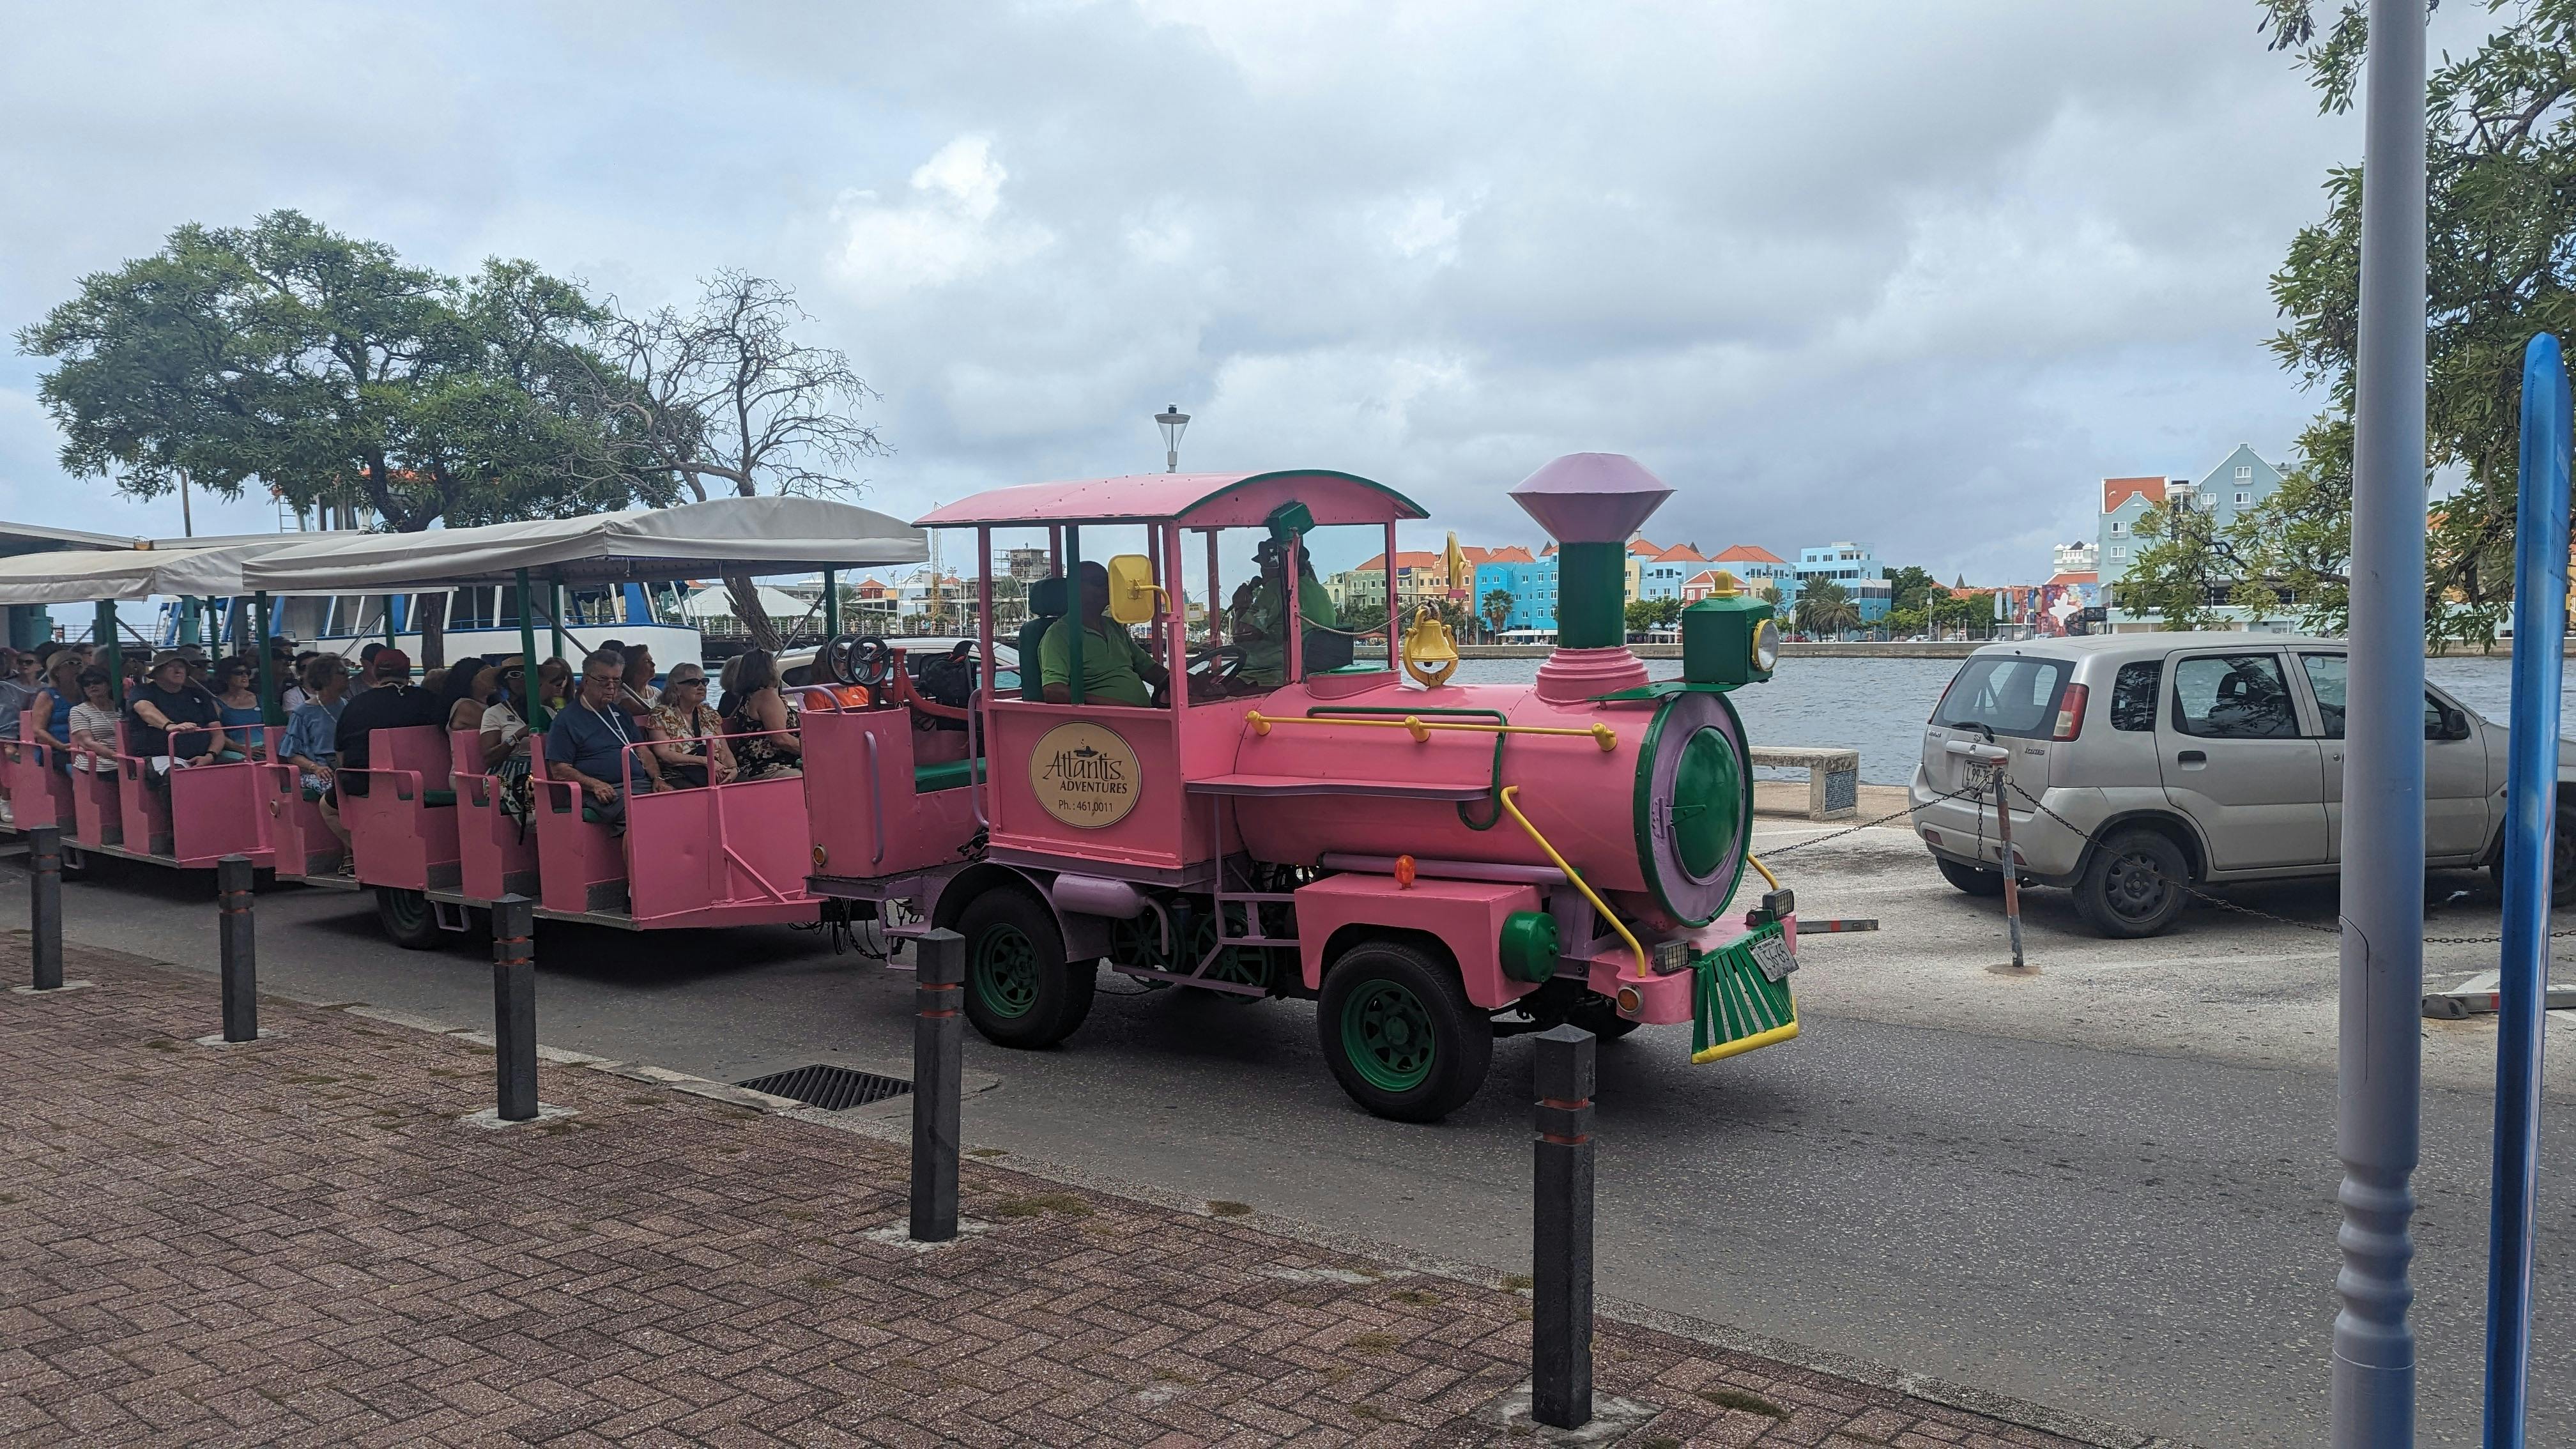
[
  {"x1": 618, "y1": 643, "x2": 660, "y2": 717},
  {"x1": 32, "y1": 657, "x2": 81, "y2": 772},
  {"x1": 280, "y1": 656, "x2": 354, "y2": 869},
  {"x1": 547, "y1": 648, "x2": 651, "y2": 829},
  {"x1": 125, "y1": 651, "x2": 227, "y2": 780},
  {"x1": 1039, "y1": 560, "x2": 1169, "y2": 708},
  {"x1": 0, "y1": 647, "x2": 47, "y2": 746},
  {"x1": 334, "y1": 649, "x2": 438, "y2": 799},
  {"x1": 717, "y1": 648, "x2": 802, "y2": 781},
  {"x1": 66, "y1": 669, "x2": 119, "y2": 773},
  {"x1": 441, "y1": 657, "x2": 498, "y2": 736},
  {"x1": 211, "y1": 658, "x2": 268, "y2": 758},
  {"x1": 478, "y1": 659, "x2": 538, "y2": 825},
  {"x1": 646, "y1": 663, "x2": 735, "y2": 789}
]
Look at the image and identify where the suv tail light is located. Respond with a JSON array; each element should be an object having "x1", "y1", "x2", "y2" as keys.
[
  {"x1": 2051, "y1": 683, "x2": 2089, "y2": 741},
  {"x1": 1928, "y1": 677, "x2": 1956, "y2": 724}
]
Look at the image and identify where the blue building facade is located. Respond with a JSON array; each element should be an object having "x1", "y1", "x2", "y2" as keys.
[
  {"x1": 1794, "y1": 542, "x2": 1892, "y2": 623},
  {"x1": 1472, "y1": 553, "x2": 1558, "y2": 633}
]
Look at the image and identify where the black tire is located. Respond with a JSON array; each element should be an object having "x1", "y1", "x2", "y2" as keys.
[
  {"x1": 1561, "y1": 993, "x2": 1641, "y2": 1041},
  {"x1": 957, "y1": 887, "x2": 1094, "y2": 1048},
  {"x1": 2488, "y1": 799, "x2": 2576, "y2": 910},
  {"x1": 1317, "y1": 939, "x2": 1494, "y2": 1123},
  {"x1": 2074, "y1": 828, "x2": 2189, "y2": 939},
  {"x1": 373, "y1": 886, "x2": 444, "y2": 951},
  {"x1": 1937, "y1": 857, "x2": 2005, "y2": 897}
]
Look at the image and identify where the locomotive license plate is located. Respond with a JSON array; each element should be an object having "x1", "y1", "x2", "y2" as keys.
[{"x1": 1749, "y1": 932, "x2": 1797, "y2": 982}]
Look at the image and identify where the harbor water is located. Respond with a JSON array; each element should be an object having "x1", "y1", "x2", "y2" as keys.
[{"x1": 1443, "y1": 653, "x2": 2563, "y2": 786}]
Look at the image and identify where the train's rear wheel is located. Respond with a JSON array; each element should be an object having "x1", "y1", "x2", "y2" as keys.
[
  {"x1": 374, "y1": 887, "x2": 443, "y2": 951},
  {"x1": 958, "y1": 889, "x2": 1093, "y2": 1048},
  {"x1": 1318, "y1": 940, "x2": 1492, "y2": 1123}
]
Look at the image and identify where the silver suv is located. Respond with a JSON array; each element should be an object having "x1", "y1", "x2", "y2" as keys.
[{"x1": 1907, "y1": 632, "x2": 2576, "y2": 937}]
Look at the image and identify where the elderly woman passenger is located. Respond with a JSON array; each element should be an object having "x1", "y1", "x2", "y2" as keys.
[{"x1": 645, "y1": 663, "x2": 734, "y2": 790}]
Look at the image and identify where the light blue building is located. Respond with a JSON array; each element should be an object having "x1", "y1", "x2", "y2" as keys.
[
  {"x1": 1471, "y1": 549, "x2": 1558, "y2": 633},
  {"x1": 2097, "y1": 444, "x2": 2286, "y2": 629},
  {"x1": 1793, "y1": 542, "x2": 1892, "y2": 623}
]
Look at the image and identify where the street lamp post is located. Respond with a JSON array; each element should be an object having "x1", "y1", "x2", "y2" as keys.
[{"x1": 1156, "y1": 404, "x2": 1190, "y2": 473}]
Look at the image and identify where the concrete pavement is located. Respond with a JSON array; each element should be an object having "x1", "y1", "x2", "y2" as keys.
[{"x1": 0, "y1": 822, "x2": 2564, "y2": 1446}]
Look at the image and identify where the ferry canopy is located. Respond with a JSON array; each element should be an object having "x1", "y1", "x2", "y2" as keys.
[
  {"x1": 914, "y1": 470, "x2": 1426, "y2": 530},
  {"x1": 0, "y1": 537, "x2": 341, "y2": 605},
  {"x1": 242, "y1": 496, "x2": 926, "y2": 592}
]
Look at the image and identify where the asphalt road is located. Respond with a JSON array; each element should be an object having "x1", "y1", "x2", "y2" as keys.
[{"x1": 3, "y1": 831, "x2": 2568, "y2": 1448}]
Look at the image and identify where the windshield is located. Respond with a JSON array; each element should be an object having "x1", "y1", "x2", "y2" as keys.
[{"x1": 1932, "y1": 656, "x2": 2071, "y2": 739}]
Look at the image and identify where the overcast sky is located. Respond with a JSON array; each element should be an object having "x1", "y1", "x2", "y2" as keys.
[{"x1": 0, "y1": 1, "x2": 2494, "y2": 582}]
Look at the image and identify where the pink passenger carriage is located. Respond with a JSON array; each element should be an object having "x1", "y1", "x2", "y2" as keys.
[{"x1": 802, "y1": 456, "x2": 1795, "y2": 1121}]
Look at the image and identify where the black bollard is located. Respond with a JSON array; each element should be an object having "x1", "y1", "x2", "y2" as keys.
[
  {"x1": 217, "y1": 855, "x2": 256, "y2": 1041},
  {"x1": 1531, "y1": 1024, "x2": 1596, "y2": 1430},
  {"x1": 910, "y1": 928, "x2": 963, "y2": 1242},
  {"x1": 492, "y1": 894, "x2": 537, "y2": 1122},
  {"x1": 27, "y1": 825, "x2": 60, "y2": 991}
]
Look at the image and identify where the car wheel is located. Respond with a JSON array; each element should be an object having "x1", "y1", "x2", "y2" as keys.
[
  {"x1": 373, "y1": 886, "x2": 445, "y2": 950},
  {"x1": 957, "y1": 888, "x2": 1093, "y2": 1048},
  {"x1": 1317, "y1": 939, "x2": 1494, "y2": 1123},
  {"x1": 2487, "y1": 799, "x2": 2576, "y2": 910},
  {"x1": 1937, "y1": 857, "x2": 2005, "y2": 897},
  {"x1": 2075, "y1": 829, "x2": 2189, "y2": 938}
]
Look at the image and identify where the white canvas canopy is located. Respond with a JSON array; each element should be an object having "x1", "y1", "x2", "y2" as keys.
[
  {"x1": 0, "y1": 537, "x2": 337, "y2": 606},
  {"x1": 241, "y1": 496, "x2": 926, "y2": 592},
  {"x1": 680, "y1": 583, "x2": 806, "y2": 620}
]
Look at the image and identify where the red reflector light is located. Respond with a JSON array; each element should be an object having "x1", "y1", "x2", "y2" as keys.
[{"x1": 2051, "y1": 683, "x2": 2089, "y2": 741}]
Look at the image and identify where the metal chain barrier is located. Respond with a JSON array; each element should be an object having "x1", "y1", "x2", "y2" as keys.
[{"x1": 1758, "y1": 774, "x2": 2558, "y2": 946}]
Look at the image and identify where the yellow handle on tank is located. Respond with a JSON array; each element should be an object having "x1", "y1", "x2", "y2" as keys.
[
  {"x1": 1400, "y1": 608, "x2": 1460, "y2": 688},
  {"x1": 1498, "y1": 785, "x2": 1647, "y2": 979}
]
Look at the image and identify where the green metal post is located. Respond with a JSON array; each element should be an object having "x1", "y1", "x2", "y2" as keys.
[
  {"x1": 824, "y1": 570, "x2": 840, "y2": 638},
  {"x1": 549, "y1": 583, "x2": 563, "y2": 662},
  {"x1": 254, "y1": 592, "x2": 280, "y2": 725},
  {"x1": 96, "y1": 601, "x2": 122, "y2": 705},
  {"x1": 516, "y1": 569, "x2": 546, "y2": 728},
  {"x1": 177, "y1": 597, "x2": 199, "y2": 647},
  {"x1": 1065, "y1": 526, "x2": 1084, "y2": 705}
]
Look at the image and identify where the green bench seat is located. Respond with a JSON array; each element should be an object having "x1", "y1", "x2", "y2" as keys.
[{"x1": 914, "y1": 758, "x2": 986, "y2": 794}]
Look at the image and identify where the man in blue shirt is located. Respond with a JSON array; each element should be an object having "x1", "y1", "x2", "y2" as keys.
[{"x1": 547, "y1": 648, "x2": 649, "y2": 831}]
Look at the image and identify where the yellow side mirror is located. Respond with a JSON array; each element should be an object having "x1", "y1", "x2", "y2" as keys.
[
  {"x1": 1401, "y1": 608, "x2": 1460, "y2": 688},
  {"x1": 1106, "y1": 554, "x2": 1163, "y2": 625}
]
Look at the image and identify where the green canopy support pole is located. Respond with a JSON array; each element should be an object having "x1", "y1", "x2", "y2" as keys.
[
  {"x1": 549, "y1": 583, "x2": 564, "y2": 663},
  {"x1": 96, "y1": 601, "x2": 123, "y2": 705},
  {"x1": 824, "y1": 570, "x2": 840, "y2": 638},
  {"x1": 383, "y1": 595, "x2": 398, "y2": 651},
  {"x1": 517, "y1": 568, "x2": 547, "y2": 729},
  {"x1": 1065, "y1": 526, "x2": 1084, "y2": 705},
  {"x1": 254, "y1": 592, "x2": 280, "y2": 725},
  {"x1": 176, "y1": 598, "x2": 199, "y2": 647}
]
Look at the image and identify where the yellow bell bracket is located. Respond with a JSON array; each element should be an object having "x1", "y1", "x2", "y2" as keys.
[{"x1": 1400, "y1": 608, "x2": 1460, "y2": 688}]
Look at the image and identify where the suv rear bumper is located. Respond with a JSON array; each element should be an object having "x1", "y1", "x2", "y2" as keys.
[{"x1": 1906, "y1": 767, "x2": 2098, "y2": 884}]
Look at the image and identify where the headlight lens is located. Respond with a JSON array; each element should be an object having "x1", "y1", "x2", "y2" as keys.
[{"x1": 1752, "y1": 619, "x2": 1781, "y2": 671}]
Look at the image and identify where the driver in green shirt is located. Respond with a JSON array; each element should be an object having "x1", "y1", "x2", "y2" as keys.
[
  {"x1": 1040, "y1": 561, "x2": 1169, "y2": 708},
  {"x1": 1234, "y1": 540, "x2": 1338, "y2": 688}
]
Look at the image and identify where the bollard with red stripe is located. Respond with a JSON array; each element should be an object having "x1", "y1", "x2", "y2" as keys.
[
  {"x1": 491, "y1": 894, "x2": 537, "y2": 1122},
  {"x1": 910, "y1": 928, "x2": 963, "y2": 1242},
  {"x1": 217, "y1": 855, "x2": 256, "y2": 1042},
  {"x1": 1531, "y1": 1024, "x2": 1595, "y2": 1429}
]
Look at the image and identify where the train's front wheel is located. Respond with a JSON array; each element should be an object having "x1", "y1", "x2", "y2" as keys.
[
  {"x1": 956, "y1": 888, "x2": 1094, "y2": 1048},
  {"x1": 1318, "y1": 940, "x2": 1492, "y2": 1123}
]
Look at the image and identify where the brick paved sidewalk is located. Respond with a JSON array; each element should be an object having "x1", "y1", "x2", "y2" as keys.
[{"x1": 1, "y1": 940, "x2": 2112, "y2": 1448}]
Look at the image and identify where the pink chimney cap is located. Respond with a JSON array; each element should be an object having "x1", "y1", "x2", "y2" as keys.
[{"x1": 1508, "y1": 452, "x2": 1673, "y2": 544}]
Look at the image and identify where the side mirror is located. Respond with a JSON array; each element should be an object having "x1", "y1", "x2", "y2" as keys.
[
  {"x1": 1105, "y1": 555, "x2": 1162, "y2": 625},
  {"x1": 2426, "y1": 705, "x2": 2471, "y2": 742}
]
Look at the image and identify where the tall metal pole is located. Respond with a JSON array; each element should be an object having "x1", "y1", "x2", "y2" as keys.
[
  {"x1": 2334, "y1": 3, "x2": 2429, "y2": 1443},
  {"x1": 2482, "y1": 334, "x2": 2569, "y2": 1448}
]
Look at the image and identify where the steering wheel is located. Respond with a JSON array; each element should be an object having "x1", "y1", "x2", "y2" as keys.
[
  {"x1": 1193, "y1": 645, "x2": 1248, "y2": 682},
  {"x1": 820, "y1": 634, "x2": 893, "y2": 689}
]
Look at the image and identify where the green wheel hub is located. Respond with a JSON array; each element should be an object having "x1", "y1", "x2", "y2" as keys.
[
  {"x1": 1340, "y1": 978, "x2": 1436, "y2": 1092},
  {"x1": 971, "y1": 922, "x2": 1042, "y2": 1018}
]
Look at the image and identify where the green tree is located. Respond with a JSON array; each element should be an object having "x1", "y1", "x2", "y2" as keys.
[
  {"x1": 1794, "y1": 577, "x2": 1860, "y2": 636},
  {"x1": 17, "y1": 211, "x2": 649, "y2": 663},
  {"x1": 1482, "y1": 588, "x2": 1515, "y2": 639},
  {"x1": 2138, "y1": 2, "x2": 2576, "y2": 645},
  {"x1": 1339, "y1": 601, "x2": 1389, "y2": 641},
  {"x1": 1887, "y1": 565, "x2": 1938, "y2": 614}
]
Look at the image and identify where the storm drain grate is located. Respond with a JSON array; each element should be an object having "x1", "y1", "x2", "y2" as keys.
[{"x1": 735, "y1": 1064, "x2": 913, "y2": 1111}]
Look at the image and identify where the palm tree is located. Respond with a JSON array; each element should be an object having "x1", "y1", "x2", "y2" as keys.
[
  {"x1": 1795, "y1": 577, "x2": 1861, "y2": 637},
  {"x1": 1481, "y1": 588, "x2": 1515, "y2": 640}
]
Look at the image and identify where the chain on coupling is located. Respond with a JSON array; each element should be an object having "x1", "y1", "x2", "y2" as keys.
[{"x1": 1762, "y1": 775, "x2": 2558, "y2": 946}]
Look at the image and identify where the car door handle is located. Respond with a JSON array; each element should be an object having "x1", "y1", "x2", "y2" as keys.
[{"x1": 2176, "y1": 749, "x2": 2206, "y2": 764}]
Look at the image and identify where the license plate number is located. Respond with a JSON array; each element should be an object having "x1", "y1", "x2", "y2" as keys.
[
  {"x1": 1964, "y1": 760, "x2": 2002, "y2": 791},
  {"x1": 1750, "y1": 933, "x2": 1797, "y2": 982}
]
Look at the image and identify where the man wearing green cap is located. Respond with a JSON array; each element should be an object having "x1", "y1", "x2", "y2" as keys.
[{"x1": 1233, "y1": 537, "x2": 1340, "y2": 689}]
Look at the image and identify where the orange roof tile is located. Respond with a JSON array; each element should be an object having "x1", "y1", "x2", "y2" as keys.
[
  {"x1": 2045, "y1": 571, "x2": 2099, "y2": 588},
  {"x1": 1712, "y1": 544, "x2": 1786, "y2": 564},
  {"x1": 2103, "y1": 475, "x2": 2166, "y2": 512}
]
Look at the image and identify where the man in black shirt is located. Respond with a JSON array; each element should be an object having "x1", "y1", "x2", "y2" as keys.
[
  {"x1": 124, "y1": 652, "x2": 226, "y2": 781},
  {"x1": 334, "y1": 650, "x2": 439, "y2": 798}
]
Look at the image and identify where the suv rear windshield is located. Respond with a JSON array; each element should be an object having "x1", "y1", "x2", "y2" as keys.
[{"x1": 1931, "y1": 656, "x2": 2071, "y2": 740}]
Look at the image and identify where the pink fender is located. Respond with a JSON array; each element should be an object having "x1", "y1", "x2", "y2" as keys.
[
  {"x1": 1291, "y1": 873, "x2": 1541, "y2": 1011},
  {"x1": 450, "y1": 730, "x2": 539, "y2": 901},
  {"x1": 343, "y1": 725, "x2": 462, "y2": 891}
]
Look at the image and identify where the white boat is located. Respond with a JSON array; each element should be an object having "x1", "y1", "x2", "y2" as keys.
[{"x1": 151, "y1": 580, "x2": 704, "y2": 672}]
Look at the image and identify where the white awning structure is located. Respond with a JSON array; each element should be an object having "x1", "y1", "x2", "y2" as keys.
[
  {"x1": 0, "y1": 537, "x2": 346, "y2": 605},
  {"x1": 241, "y1": 496, "x2": 926, "y2": 592},
  {"x1": 680, "y1": 583, "x2": 807, "y2": 620}
]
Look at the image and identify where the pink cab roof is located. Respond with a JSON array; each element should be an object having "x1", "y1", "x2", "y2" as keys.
[{"x1": 914, "y1": 470, "x2": 1427, "y2": 530}]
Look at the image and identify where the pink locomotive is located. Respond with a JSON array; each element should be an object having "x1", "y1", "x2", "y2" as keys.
[{"x1": 805, "y1": 453, "x2": 1795, "y2": 1121}]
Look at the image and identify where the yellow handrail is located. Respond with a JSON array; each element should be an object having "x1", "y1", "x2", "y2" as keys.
[
  {"x1": 1246, "y1": 710, "x2": 1616, "y2": 752},
  {"x1": 1692, "y1": 1018, "x2": 1798, "y2": 1064},
  {"x1": 1497, "y1": 785, "x2": 1646, "y2": 979},
  {"x1": 1747, "y1": 853, "x2": 1781, "y2": 892}
]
